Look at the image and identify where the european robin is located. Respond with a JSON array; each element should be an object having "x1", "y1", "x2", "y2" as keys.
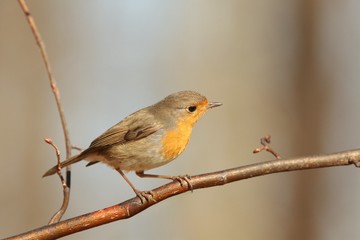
[{"x1": 43, "y1": 90, "x2": 222, "y2": 202}]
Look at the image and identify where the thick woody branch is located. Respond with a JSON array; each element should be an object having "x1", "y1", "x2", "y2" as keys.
[{"x1": 4, "y1": 149, "x2": 360, "y2": 240}]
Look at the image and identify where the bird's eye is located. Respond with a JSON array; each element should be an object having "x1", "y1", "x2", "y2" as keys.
[{"x1": 187, "y1": 106, "x2": 197, "y2": 113}]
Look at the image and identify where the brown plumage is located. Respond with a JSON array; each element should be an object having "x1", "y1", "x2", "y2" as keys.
[{"x1": 43, "y1": 90, "x2": 222, "y2": 202}]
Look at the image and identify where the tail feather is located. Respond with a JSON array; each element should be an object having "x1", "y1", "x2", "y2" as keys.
[{"x1": 42, "y1": 154, "x2": 83, "y2": 177}]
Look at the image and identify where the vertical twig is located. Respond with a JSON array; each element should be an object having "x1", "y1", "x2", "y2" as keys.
[
  {"x1": 44, "y1": 139, "x2": 70, "y2": 224},
  {"x1": 18, "y1": 0, "x2": 71, "y2": 222}
]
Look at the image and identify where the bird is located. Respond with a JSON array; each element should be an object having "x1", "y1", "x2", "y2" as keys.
[{"x1": 43, "y1": 90, "x2": 222, "y2": 202}]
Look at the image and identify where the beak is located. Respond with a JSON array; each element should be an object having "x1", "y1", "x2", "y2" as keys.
[{"x1": 207, "y1": 101, "x2": 222, "y2": 109}]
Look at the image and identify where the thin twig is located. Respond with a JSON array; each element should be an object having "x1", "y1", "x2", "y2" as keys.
[
  {"x1": 71, "y1": 146, "x2": 84, "y2": 152},
  {"x1": 17, "y1": 0, "x2": 72, "y2": 222},
  {"x1": 253, "y1": 135, "x2": 282, "y2": 159},
  {"x1": 4, "y1": 148, "x2": 360, "y2": 240},
  {"x1": 44, "y1": 139, "x2": 65, "y2": 188},
  {"x1": 44, "y1": 138, "x2": 70, "y2": 224}
]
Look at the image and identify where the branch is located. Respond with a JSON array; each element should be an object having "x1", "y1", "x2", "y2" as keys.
[
  {"x1": 253, "y1": 135, "x2": 282, "y2": 159},
  {"x1": 4, "y1": 149, "x2": 360, "y2": 240},
  {"x1": 17, "y1": 0, "x2": 71, "y2": 157},
  {"x1": 17, "y1": 0, "x2": 72, "y2": 222},
  {"x1": 44, "y1": 139, "x2": 70, "y2": 224}
]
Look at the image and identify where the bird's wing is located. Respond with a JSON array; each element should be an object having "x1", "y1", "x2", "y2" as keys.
[{"x1": 88, "y1": 110, "x2": 162, "y2": 149}]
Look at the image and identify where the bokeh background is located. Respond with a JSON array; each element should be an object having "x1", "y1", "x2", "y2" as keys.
[{"x1": 1, "y1": 0, "x2": 360, "y2": 239}]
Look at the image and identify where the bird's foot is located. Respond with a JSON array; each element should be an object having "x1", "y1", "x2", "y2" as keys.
[
  {"x1": 134, "y1": 190, "x2": 155, "y2": 204},
  {"x1": 172, "y1": 174, "x2": 193, "y2": 192}
]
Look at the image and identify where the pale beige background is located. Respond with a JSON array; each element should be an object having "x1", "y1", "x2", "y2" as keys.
[{"x1": 1, "y1": 1, "x2": 360, "y2": 239}]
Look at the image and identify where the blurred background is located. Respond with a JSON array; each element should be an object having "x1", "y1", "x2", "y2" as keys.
[{"x1": 1, "y1": 0, "x2": 360, "y2": 239}]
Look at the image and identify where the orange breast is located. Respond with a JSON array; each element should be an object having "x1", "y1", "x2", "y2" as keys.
[{"x1": 161, "y1": 119, "x2": 193, "y2": 161}]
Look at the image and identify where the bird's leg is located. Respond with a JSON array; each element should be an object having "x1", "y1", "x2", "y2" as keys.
[
  {"x1": 115, "y1": 168, "x2": 153, "y2": 203},
  {"x1": 135, "y1": 171, "x2": 193, "y2": 191}
]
